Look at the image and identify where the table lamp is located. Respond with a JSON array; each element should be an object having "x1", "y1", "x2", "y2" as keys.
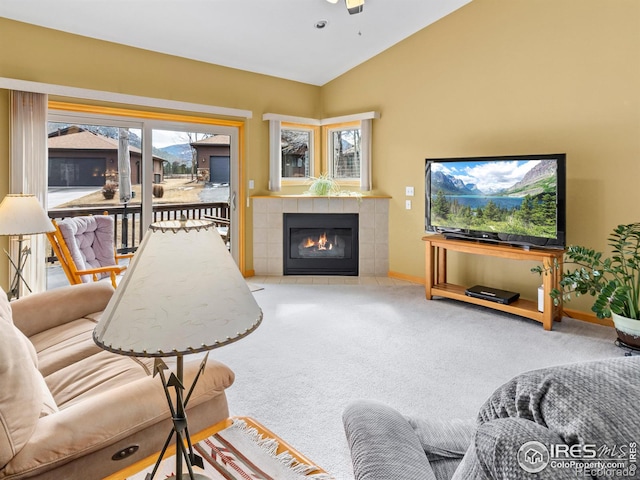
[
  {"x1": 93, "y1": 217, "x2": 262, "y2": 480},
  {"x1": 0, "y1": 194, "x2": 55, "y2": 299}
]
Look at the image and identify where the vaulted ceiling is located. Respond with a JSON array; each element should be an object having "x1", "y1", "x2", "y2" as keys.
[{"x1": 0, "y1": 0, "x2": 471, "y2": 86}]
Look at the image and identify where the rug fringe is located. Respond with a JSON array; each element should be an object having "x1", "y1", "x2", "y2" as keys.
[{"x1": 229, "y1": 419, "x2": 334, "y2": 479}]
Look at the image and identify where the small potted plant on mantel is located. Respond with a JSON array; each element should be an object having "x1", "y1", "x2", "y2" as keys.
[
  {"x1": 305, "y1": 172, "x2": 365, "y2": 201},
  {"x1": 305, "y1": 173, "x2": 340, "y2": 196},
  {"x1": 533, "y1": 222, "x2": 640, "y2": 348}
]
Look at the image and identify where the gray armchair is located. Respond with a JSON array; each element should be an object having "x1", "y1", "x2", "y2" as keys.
[{"x1": 343, "y1": 357, "x2": 640, "y2": 480}]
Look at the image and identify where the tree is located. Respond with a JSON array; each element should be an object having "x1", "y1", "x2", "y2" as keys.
[
  {"x1": 484, "y1": 200, "x2": 501, "y2": 221},
  {"x1": 542, "y1": 193, "x2": 556, "y2": 226},
  {"x1": 517, "y1": 195, "x2": 534, "y2": 226},
  {"x1": 186, "y1": 133, "x2": 213, "y2": 180},
  {"x1": 461, "y1": 205, "x2": 473, "y2": 223},
  {"x1": 432, "y1": 190, "x2": 450, "y2": 219}
]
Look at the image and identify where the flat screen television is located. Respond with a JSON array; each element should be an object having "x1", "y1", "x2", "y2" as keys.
[{"x1": 425, "y1": 153, "x2": 566, "y2": 249}]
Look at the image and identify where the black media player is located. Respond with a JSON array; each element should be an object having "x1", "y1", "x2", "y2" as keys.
[{"x1": 464, "y1": 285, "x2": 520, "y2": 305}]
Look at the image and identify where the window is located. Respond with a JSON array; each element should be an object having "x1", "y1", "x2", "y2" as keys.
[
  {"x1": 48, "y1": 123, "x2": 143, "y2": 190},
  {"x1": 281, "y1": 126, "x2": 313, "y2": 179},
  {"x1": 326, "y1": 122, "x2": 361, "y2": 180},
  {"x1": 264, "y1": 111, "x2": 378, "y2": 191},
  {"x1": 46, "y1": 102, "x2": 244, "y2": 268}
]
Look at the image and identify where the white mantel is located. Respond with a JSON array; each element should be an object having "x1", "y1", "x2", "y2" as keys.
[{"x1": 252, "y1": 196, "x2": 389, "y2": 276}]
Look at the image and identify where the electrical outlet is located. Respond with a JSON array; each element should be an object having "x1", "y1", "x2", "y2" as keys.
[
  {"x1": 405, "y1": 186, "x2": 414, "y2": 196},
  {"x1": 405, "y1": 200, "x2": 412, "y2": 210},
  {"x1": 249, "y1": 179, "x2": 254, "y2": 189}
]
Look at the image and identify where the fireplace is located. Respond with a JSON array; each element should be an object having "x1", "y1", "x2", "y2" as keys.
[{"x1": 283, "y1": 213, "x2": 358, "y2": 275}]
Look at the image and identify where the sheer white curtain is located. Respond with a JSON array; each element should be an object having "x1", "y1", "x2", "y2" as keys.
[
  {"x1": 268, "y1": 119, "x2": 282, "y2": 192},
  {"x1": 10, "y1": 91, "x2": 49, "y2": 294},
  {"x1": 360, "y1": 118, "x2": 372, "y2": 191}
]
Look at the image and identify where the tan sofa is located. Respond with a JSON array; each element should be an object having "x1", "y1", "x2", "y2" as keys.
[{"x1": 0, "y1": 282, "x2": 235, "y2": 480}]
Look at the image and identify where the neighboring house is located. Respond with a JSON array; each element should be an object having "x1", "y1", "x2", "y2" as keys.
[
  {"x1": 190, "y1": 135, "x2": 231, "y2": 184},
  {"x1": 48, "y1": 126, "x2": 166, "y2": 187},
  {"x1": 281, "y1": 130, "x2": 309, "y2": 178}
]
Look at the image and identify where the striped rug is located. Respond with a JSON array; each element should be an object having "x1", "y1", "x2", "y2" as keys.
[{"x1": 126, "y1": 418, "x2": 333, "y2": 480}]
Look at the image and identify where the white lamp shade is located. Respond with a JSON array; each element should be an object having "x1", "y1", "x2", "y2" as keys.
[
  {"x1": 94, "y1": 219, "x2": 262, "y2": 357},
  {"x1": 0, "y1": 194, "x2": 55, "y2": 236}
]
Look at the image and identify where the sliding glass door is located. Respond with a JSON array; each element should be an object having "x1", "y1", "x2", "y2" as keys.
[{"x1": 46, "y1": 109, "x2": 240, "y2": 289}]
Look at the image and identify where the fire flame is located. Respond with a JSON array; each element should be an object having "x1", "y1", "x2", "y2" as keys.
[{"x1": 303, "y1": 232, "x2": 333, "y2": 251}]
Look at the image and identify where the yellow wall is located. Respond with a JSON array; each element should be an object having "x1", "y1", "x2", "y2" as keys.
[
  {"x1": 323, "y1": 0, "x2": 640, "y2": 308},
  {"x1": 1, "y1": 0, "x2": 639, "y2": 312}
]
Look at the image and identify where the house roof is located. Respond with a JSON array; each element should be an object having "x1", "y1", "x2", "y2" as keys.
[
  {"x1": 48, "y1": 129, "x2": 129, "y2": 151},
  {"x1": 190, "y1": 135, "x2": 231, "y2": 147},
  {"x1": 0, "y1": 0, "x2": 472, "y2": 86},
  {"x1": 48, "y1": 127, "x2": 165, "y2": 162}
]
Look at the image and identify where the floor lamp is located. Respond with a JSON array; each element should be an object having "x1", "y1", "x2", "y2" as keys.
[
  {"x1": 0, "y1": 194, "x2": 55, "y2": 300},
  {"x1": 93, "y1": 218, "x2": 263, "y2": 480}
]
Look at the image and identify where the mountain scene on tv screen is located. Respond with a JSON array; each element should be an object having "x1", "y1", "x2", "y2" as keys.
[{"x1": 430, "y1": 160, "x2": 557, "y2": 238}]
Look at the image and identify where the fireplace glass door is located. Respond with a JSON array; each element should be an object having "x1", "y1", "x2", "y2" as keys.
[{"x1": 283, "y1": 213, "x2": 358, "y2": 275}]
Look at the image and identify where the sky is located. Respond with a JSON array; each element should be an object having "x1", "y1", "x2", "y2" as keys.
[
  {"x1": 431, "y1": 160, "x2": 540, "y2": 193},
  {"x1": 151, "y1": 130, "x2": 192, "y2": 148}
]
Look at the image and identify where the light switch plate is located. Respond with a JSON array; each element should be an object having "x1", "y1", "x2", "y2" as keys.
[
  {"x1": 405, "y1": 200, "x2": 412, "y2": 210},
  {"x1": 405, "y1": 186, "x2": 414, "y2": 196}
]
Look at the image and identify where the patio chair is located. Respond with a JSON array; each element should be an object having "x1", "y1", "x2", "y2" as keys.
[{"x1": 47, "y1": 215, "x2": 133, "y2": 288}]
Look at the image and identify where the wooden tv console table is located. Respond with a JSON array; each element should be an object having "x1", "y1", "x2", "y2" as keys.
[{"x1": 423, "y1": 235, "x2": 565, "y2": 330}]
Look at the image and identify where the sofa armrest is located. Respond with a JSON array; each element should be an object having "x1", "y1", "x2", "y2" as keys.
[
  {"x1": 1, "y1": 357, "x2": 233, "y2": 479},
  {"x1": 343, "y1": 400, "x2": 439, "y2": 480},
  {"x1": 10, "y1": 283, "x2": 115, "y2": 337}
]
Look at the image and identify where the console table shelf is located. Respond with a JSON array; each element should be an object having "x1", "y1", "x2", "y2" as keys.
[{"x1": 423, "y1": 235, "x2": 565, "y2": 330}]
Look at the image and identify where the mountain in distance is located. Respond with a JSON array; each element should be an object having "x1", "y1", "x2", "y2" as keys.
[
  {"x1": 157, "y1": 144, "x2": 193, "y2": 164},
  {"x1": 432, "y1": 161, "x2": 556, "y2": 197},
  {"x1": 501, "y1": 161, "x2": 556, "y2": 197},
  {"x1": 431, "y1": 171, "x2": 484, "y2": 195}
]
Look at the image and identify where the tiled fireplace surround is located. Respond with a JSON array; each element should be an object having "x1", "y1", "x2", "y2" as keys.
[{"x1": 252, "y1": 196, "x2": 389, "y2": 276}]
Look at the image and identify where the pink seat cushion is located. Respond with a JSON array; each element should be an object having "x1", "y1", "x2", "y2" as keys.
[{"x1": 58, "y1": 216, "x2": 116, "y2": 282}]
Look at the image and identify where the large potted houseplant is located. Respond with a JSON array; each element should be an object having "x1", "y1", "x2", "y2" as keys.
[{"x1": 534, "y1": 222, "x2": 640, "y2": 347}]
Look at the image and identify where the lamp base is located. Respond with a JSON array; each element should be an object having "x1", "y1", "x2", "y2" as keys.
[{"x1": 4, "y1": 236, "x2": 32, "y2": 300}]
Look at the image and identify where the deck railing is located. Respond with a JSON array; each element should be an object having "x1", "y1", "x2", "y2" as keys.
[{"x1": 47, "y1": 201, "x2": 229, "y2": 261}]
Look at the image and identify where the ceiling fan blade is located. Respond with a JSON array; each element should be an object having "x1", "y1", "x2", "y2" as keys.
[{"x1": 345, "y1": 0, "x2": 364, "y2": 14}]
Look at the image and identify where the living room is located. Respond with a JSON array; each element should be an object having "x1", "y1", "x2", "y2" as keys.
[
  {"x1": 0, "y1": 0, "x2": 639, "y2": 479},
  {"x1": 1, "y1": 1, "x2": 638, "y2": 299}
]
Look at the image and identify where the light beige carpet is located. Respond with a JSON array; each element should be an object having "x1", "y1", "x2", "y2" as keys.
[{"x1": 211, "y1": 282, "x2": 623, "y2": 480}]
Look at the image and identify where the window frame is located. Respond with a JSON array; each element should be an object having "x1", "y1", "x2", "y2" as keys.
[
  {"x1": 47, "y1": 101, "x2": 244, "y2": 264},
  {"x1": 263, "y1": 111, "x2": 378, "y2": 191},
  {"x1": 280, "y1": 122, "x2": 320, "y2": 185},
  {"x1": 323, "y1": 120, "x2": 362, "y2": 186}
]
